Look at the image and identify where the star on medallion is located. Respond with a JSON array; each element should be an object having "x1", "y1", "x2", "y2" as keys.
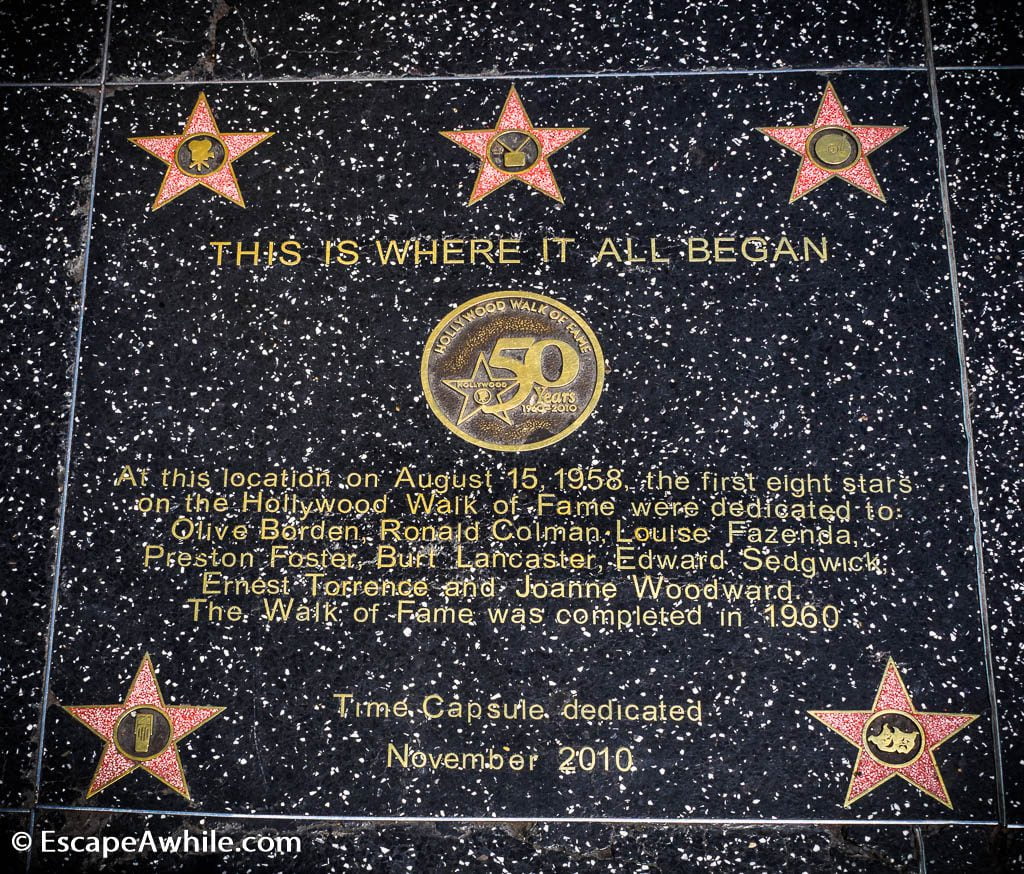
[
  {"x1": 129, "y1": 92, "x2": 275, "y2": 210},
  {"x1": 757, "y1": 82, "x2": 906, "y2": 203},
  {"x1": 441, "y1": 86, "x2": 587, "y2": 205},
  {"x1": 63, "y1": 653, "x2": 224, "y2": 799},
  {"x1": 810, "y1": 659, "x2": 977, "y2": 808},
  {"x1": 442, "y1": 353, "x2": 520, "y2": 425}
]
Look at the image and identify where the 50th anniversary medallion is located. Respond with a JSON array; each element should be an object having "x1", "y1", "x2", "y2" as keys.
[{"x1": 421, "y1": 291, "x2": 605, "y2": 451}]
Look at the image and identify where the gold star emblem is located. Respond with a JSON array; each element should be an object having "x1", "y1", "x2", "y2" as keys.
[
  {"x1": 129, "y1": 92, "x2": 274, "y2": 210},
  {"x1": 63, "y1": 654, "x2": 224, "y2": 799},
  {"x1": 441, "y1": 86, "x2": 587, "y2": 205},
  {"x1": 758, "y1": 82, "x2": 906, "y2": 203},
  {"x1": 442, "y1": 353, "x2": 520, "y2": 425},
  {"x1": 810, "y1": 660, "x2": 977, "y2": 808}
]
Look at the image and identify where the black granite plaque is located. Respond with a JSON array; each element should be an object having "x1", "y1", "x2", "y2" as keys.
[{"x1": 29, "y1": 73, "x2": 995, "y2": 823}]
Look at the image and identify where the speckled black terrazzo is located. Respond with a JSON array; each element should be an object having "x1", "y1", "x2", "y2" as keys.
[
  {"x1": 3, "y1": 3, "x2": 1023, "y2": 872},
  {"x1": 0, "y1": 1, "x2": 105, "y2": 82},
  {"x1": 0, "y1": 813, "x2": 31, "y2": 872},
  {"x1": 922, "y1": 825, "x2": 1023, "y2": 873},
  {"x1": 0, "y1": 89, "x2": 96, "y2": 807},
  {"x1": 29, "y1": 74, "x2": 995, "y2": 824},
  {"x1": 937, "y1": 70, "x2": 1024, "y2": 822},
  {"x1": 105, "y1": 0, "x2": 925, "y2": 81},
  {"x1": 930, "y1": 0, "x2": 1024, "y2": 67},
  {"x1": 27, "y1": 813, "x2": 922, "y2": 873}
]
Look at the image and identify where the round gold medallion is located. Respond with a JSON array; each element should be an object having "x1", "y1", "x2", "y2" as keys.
[
  {"x1": 113, "y1": 706, "x2": 173, "y2": 761},
  {"x1": 808, "y1": 127, "x2": 860, "y2": 170},
  {"x1": 861, "y1": 710, "x2": 925, "y2": 769},
  {"x1": 421, "y1": 291, "x2": 605, "y2": 451}
]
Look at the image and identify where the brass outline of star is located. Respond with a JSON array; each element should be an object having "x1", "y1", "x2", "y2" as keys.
[
  {"x1": 440, "y1": 85, "x2": 588, "y2": 205},
  {"x1": 442, "y1": 353, "x2": 520, "y2": 426},
  {"x1": 757, "y1": 82, "x2": 906, "y2": 203},
  {"x1": 63, "y1": 653, "x2": 224, "y2": 799},
  {"x1": 809, "y1": 659, "x2": 978, "y2": 809},
  {"x1": 129, "y1": 92, "x2": 275, "y2": 210}
]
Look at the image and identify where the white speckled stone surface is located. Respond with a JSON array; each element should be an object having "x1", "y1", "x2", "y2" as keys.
[
  {"x1": 0, "y1": 88, "x2": 96, "y2": 807},
  {"x1": 105, "y1": 0, "x2": 926, "y2": 81},
  {"x1": 0, "y1": 2, "x2": 1020, "y2": 872},
  {"x1": 936, "y1": 67, "x2": 1024, "y2": 833}
]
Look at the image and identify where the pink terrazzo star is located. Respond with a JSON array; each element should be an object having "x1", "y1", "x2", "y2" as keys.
[
  {"x1": 810, "y1": 659, "x2": 977, "y2": 808},
  {"x1": 63, "y1": 653, "x2": 224, "y2": 799},
  {"x1": 758, "y1": 82, "x2": 906, "y2": 203},
  {"x1": 441, "y1": 86, "x2": 587, "y2": 205},
  {"x1": 129, "y1": 92, "x2": 274, "y2": 210}
]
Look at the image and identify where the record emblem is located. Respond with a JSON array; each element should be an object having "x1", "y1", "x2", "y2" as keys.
[
  {"x1": 757, "y1": 81, "x2": 906, "y2": 203},
  {"x1": 421, "y1": 291, "x2": 604, "y2": 451}
]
